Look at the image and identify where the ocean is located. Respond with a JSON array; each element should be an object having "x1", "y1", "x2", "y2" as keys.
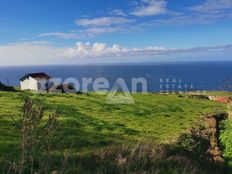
[{"x1": 1, "y1": 61, "x2": 232, "y2": 92}]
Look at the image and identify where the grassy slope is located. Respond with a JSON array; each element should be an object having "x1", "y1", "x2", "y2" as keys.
[{"x1": 0, "y1": 91, "x2": 226, "y2": 159}]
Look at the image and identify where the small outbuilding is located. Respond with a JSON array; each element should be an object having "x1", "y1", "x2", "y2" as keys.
[{"x1": 20, "y1": 72, "x2": 51, "y2": 92}]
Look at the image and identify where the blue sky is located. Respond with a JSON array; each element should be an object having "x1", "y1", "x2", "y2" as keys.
[{"x1": 0, "y1": 0, "x2": 232, "y2": 65}]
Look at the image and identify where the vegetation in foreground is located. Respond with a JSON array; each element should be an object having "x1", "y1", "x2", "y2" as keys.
[
  {"x1": 0, "y1": 91, "x2": 227, "y2": 173},
  {"x1": 220, "y1": 120, "x2": 232, "y2": 172},
  {"x1": 0, "y1": 82, "x2": 15, "y2": 92}
]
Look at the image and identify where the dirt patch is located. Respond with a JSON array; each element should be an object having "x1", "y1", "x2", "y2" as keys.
[{"x1": 205, "y1": 113, "x2": 228, "y2": 164}]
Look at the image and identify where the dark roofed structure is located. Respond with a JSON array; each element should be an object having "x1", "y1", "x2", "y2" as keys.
[{"x1": 20, "y1": 72, "x2": 51, "y2": 81}]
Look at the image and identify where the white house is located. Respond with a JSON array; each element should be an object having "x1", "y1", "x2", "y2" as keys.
[{"x1": 20, "y1": 72, "x2": 51, "y2": 92}]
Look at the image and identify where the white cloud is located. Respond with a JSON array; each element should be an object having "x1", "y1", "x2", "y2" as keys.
[
  {"x1": 39, "y1": 32, "x2": 80, "y2": 39},
  {"x1": 0, "y1": 42, "x2": 231, "y2": 65},
  {"x1": 11, "y1": 40, "x2": 51, "y2": 46},
  {"x1": 0, "y1": 42, "x2": 65, "y2": 65},
  {"x1": 150, "y1": 13, "x2": 225, "y2": 26},
  {"x1": 39, "y1": 0, "x2": 232, "y2": 41},
  {"x1": 111, "y1": 9, "x2": 127, "y2": 17},
  {"x1": 190, "y1": 0, "x2": 232, "y2": 13},
  {"x1": 75, "y1": 17, "x2": 133, "y2": 27},
  {"x1": 40, "y1": 16, "x2": 132, "y2": 39},
  {"x1": 83, "y1": 26, "x2": 123, "y2": 36},
  {"x1": 64, "y1": 42, "x2": 232, "y2": 59},
  {"x1": 131, "y1": 0, "x2": 167, "y2": 16},
  {"x1": 64, "y1": 42, "x2": 129, "y2": 58},
  {"x1": 39, "y1": 26, "x2": 124, "y2": 39}
]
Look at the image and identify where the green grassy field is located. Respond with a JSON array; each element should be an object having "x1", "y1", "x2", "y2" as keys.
[
  {"x1": 0, "y1": 91, "x2": 226, "y2": 157},
  {"x1": 0, "y1": 91, "x2": 230, "y2": 174}
]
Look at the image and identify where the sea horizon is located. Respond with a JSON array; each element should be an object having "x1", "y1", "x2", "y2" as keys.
[
  {"x1": 1, "y1": 61, "x2": 232, "y2": 92},
  {"x1": 1, "y1": 60, "x2": 232, "y2": 67}
]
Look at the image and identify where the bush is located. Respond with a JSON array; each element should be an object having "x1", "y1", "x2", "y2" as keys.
[
  {"x1": 8, "y1": 97, "x2": 60, "y2": 174},
  {"x1": 0, "y1": 82, "x2": 15, "y2": 91},
  {"x1": 220, "y1": 120, "x2": 232, "y2": 167}
]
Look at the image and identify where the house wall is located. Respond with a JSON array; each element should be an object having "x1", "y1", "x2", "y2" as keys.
[
  {"x1": 20, "y1": 78, "x2": 30, "y2": 90},
  {"x1": 20, "y1": 77, "x2": 48, "y2": 92}
]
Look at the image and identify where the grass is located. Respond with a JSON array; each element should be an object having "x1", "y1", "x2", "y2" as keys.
[
  {"x1": 0, "y1": 91, "x2": 228, "y2": 173},
  {"x1": 220, "y1": 120, "x2": 232, "y2": 172}
]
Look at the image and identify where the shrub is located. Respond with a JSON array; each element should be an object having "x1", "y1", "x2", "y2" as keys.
[
  {"x1": 9, "y1": 97, "x2": 59, "y2": 174},
  {"x1": 0, "y1": 82, "x2": 15, "y2": 91},
  {"x1": 220, "y1": 120, "x2": 232, "y2": 167}
]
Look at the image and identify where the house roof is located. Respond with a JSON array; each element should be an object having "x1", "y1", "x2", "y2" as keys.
[{"x1": 20, "y1": 72, "x2": 51, "y2": 81}]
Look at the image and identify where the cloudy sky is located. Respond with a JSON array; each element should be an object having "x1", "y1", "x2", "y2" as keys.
[{"x1": 0, "y1": 0, "x2": 232, "y2": 65}]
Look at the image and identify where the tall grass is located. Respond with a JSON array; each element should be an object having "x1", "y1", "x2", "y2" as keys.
[{"x1": 6, "y1": 97, "x2": 60, "y2": 174}]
